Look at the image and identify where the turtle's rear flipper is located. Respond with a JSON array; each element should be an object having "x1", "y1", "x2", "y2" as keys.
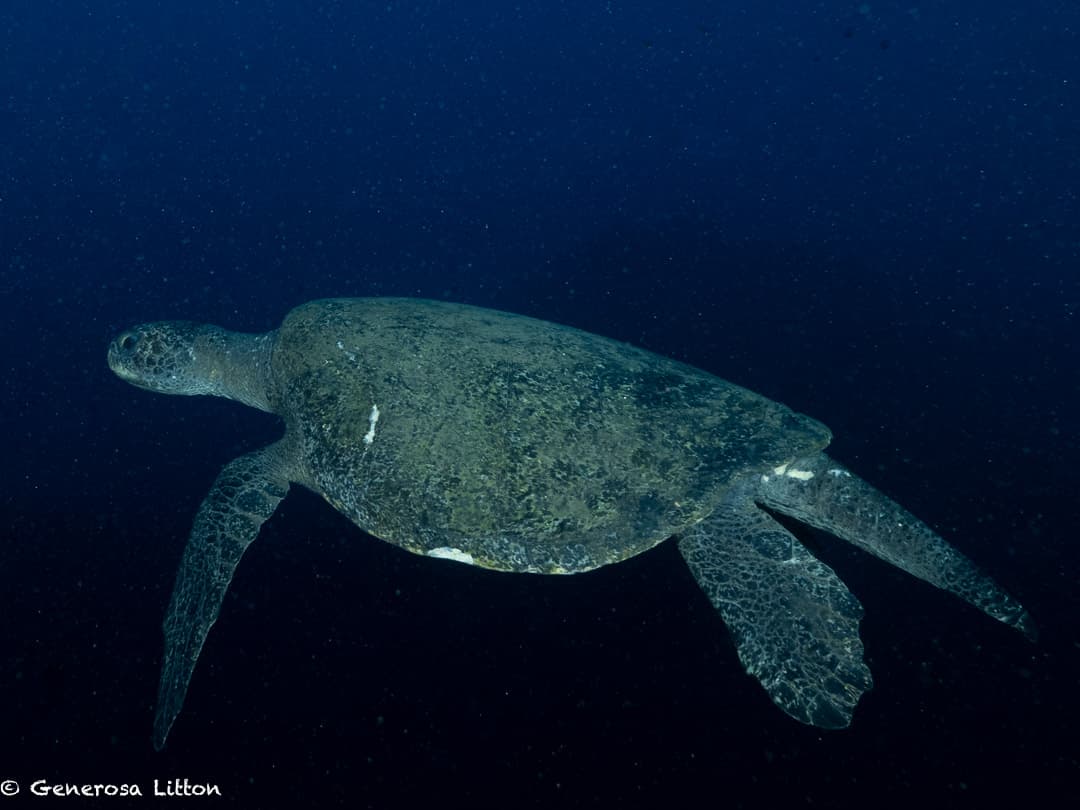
[
  {"x1": 758, "y1": 452, "x2": 1036, "y2": 640},
  {"x1": 153, "y1": 441, "x2": 291, "y2": 750},
  {"x1": 677, "y1": 493, "x2": 872, "y2": 729}
]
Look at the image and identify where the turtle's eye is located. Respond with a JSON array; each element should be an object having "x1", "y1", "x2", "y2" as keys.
[{"x1": 119, "y1": 333, "x2": 138, "y2": 352}]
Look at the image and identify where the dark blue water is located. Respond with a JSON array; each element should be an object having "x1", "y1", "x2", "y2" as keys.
[{"x1": 2, "y1": 1, "x2": 1077, "y2": 806}]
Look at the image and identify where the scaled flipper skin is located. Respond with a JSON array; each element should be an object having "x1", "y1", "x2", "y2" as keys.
[
  {"x1": 677, "y1": 488, "x2": 873, "y2": 729},
  {"x1": 153, "y1": 442, "x2": 291, "y2": 750},
  {"x1": 758, "y1": 453, "x2": 1036, "y2": 640}
]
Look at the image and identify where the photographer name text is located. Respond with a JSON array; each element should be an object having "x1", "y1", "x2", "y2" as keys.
[{"x1": 0, "y1": 778, "x2": 221, "y2": 799}]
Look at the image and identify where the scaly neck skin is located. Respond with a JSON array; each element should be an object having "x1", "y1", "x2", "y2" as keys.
[{"x1": 192, "y1": 327, "x2": 277, "y2": 413}]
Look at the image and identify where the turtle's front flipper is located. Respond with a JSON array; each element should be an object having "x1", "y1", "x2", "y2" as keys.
[
  {"x1": 758, "y1": 452, "x2": 1036, "y2": 640},
  {"x1": 677, "y1": 491, "x2": 872, "y2": 729},
  {"x1": 153, "y1": 441, "x2": 291, "y2": 750}
]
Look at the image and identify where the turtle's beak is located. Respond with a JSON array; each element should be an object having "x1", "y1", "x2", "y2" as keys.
[{"x1": 108, "y1": 333, "x2": 145, "y2": 385}]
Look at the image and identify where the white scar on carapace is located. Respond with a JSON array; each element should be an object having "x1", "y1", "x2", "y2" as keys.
[
  {"x1": 363, "y1": 404, "x2": 380, "y2": 445},
  {"x1": 426, "y1": 546, "x2": 477, "y2": 565},
  {"x1": 761, "y1": 461, "x2": 815, "y2": 483}
]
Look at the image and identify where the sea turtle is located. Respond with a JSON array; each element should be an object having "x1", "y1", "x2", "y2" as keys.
[{"x1": 107, "y1": 297, "x2": 1034, "y2": 749}]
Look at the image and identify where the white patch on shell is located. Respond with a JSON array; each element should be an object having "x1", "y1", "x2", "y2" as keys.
[
  {"x1": 363, "y1": 404, "x2": 380, "y2": 445},
  {"x1": 828, "y1": 468, "x2": 852, "y2": 478},
  {"x1": 427, "y1": 547, "x2": 476, "y2": 565},
  {"x1": 337, "y1": 339, "x2": 358, "y2": 363},
  {"x1": 771, "y1": 462, "x2": 814, "y2": 481}
]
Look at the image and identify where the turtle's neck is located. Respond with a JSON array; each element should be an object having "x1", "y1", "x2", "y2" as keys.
[{"x1": 192, "y1": 327, "x2": 277, "y2": 413}]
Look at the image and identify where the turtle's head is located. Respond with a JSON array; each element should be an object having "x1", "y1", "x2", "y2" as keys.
[
  {"x1": 108, "y1": 321, "x2": 214, "y2": 396},
  {"x1": 108, "y1": 321, "x2": 274, "y2": 410}
]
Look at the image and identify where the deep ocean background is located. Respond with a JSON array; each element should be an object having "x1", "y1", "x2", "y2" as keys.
[{"x1": 2, "y1": 1, "x2": 1078, "y2": 807}]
